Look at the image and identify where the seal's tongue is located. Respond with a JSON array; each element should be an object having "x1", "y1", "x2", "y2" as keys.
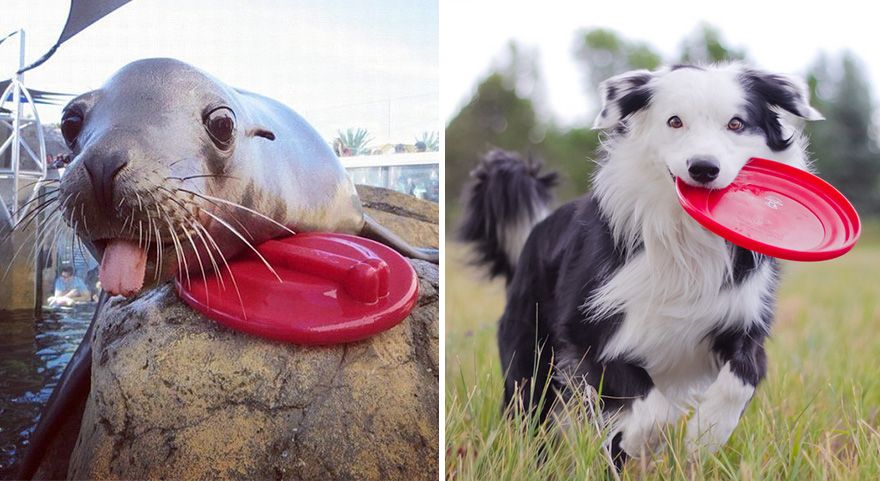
[{"x1": 99, "y1": 239, "x2": 147, "y2": 297}]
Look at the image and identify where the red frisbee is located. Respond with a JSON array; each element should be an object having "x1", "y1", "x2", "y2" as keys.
[
  {"x1": 176, "y1": 233, "x2": 419, "y2": 344},
  {"x1": 676, "y1": 157, "x2": 860, "y2": 261}
]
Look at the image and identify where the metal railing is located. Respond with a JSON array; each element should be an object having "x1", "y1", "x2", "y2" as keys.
[{"x1": 0, "y1": 30, "x2": 48, "y2": 225}]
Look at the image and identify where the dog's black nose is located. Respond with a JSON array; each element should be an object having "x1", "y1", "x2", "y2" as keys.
[
  {"x1": 83, "y1": 152, "x2": 129, "y2": 207},
  {"x1": 687, "y1": 157, "x2": 720, "y2": 184}
]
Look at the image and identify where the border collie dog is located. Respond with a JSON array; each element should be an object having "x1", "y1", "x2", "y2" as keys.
[{"x1": 460, "y1": 63, "x2": 823, "y2": 467}]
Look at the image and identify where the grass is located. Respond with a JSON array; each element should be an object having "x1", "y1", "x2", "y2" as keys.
[{"x1": 445, "y1": 224, "x2": 880, "y2": 480}]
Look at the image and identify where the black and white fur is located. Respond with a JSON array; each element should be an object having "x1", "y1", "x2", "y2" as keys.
[{"x1": 460, "y1": 63, "x2": 823, "y2": 468}]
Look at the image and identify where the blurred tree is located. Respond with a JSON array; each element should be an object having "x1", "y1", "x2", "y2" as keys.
[
  {"x1": 445, "y1": 72, "x2": 541, "y2": 220},
  {"x1": 446, "y1": 43, "x2": 599, "y2": 222},
  {"x1": 445, "y1": 44, "x2": 544, "y2": 219},
  {"x1": 678, "y1": 23, "x2": 747, "y2": 64},
  {"x1": 575, "y1": 28, "x2": 662, "y2": 104},
  {"x1": 446, "y1": 26, "x2": 880, "y2": 228},
  {"x1": 806, "y1": 52, "x2": 880, "y2": 214}
]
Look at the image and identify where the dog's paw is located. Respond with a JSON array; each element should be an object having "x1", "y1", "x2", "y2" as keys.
[
  {"x1": 686, "y1": 363, "x2": 754, "y2": 454},
  {"x1": 684, "y1": 406, "x2": 740, "y2": 454},
  {"x1": 618, "y1": 424, "x2": 664, "y2": 459}
]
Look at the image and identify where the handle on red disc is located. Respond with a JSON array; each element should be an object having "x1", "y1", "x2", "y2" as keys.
[{"x1": 258, "y1": 239, "x2": 390, "y2": 303}]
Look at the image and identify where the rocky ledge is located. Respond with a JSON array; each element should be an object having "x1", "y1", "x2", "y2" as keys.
[{"x1": 66, "y1": 186, "x2": 439, "y2": 480}]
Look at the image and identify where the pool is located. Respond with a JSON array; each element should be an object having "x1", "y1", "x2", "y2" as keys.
[{"x1": 0, "y1": 304, "x2": 92, "y2": 479}]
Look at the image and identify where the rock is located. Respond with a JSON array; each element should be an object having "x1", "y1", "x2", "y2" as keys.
[
  {"x1": 67, "y1": 188, "x2": 439, "y2": 481},
  {"x1": 356, "y1": 185, "x2": 439, "y2": 249}
]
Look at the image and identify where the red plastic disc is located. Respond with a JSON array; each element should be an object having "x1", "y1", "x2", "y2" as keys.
[
  {"x1": 176, "y1": 233, "x2": 419, "y2": 344},
  {"x1": 676, "y1": 157, "x2": 860, "y2": 262}
]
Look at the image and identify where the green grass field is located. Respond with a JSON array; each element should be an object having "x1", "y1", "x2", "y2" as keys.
[{"x1": 445, "y1": 224, "x2": 880, "y2": 480}]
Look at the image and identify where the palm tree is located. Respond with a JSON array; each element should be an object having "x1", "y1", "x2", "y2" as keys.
[
  {"x1": 415, "y1": 131, "x2": 439, "y2": 152},
  {"x1": 334, "y1": 128, "x2": 373, "y2": 156}
]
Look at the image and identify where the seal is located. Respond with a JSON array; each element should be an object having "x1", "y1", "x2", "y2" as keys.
[{"x1": 18, "y1": 58, "x2": 437, "y2": 479}]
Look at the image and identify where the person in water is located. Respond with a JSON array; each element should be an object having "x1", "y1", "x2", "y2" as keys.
[{"x1": 48, "y1": 266, "x2": 91, "y2": 306}]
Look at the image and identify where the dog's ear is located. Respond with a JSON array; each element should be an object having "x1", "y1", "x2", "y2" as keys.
[
  {"x1": 592, "y1": 69, "x2": 656, "y2": 130},
  {"x1": 740, "y1": 68, "x2": 824, "y2": 121}
]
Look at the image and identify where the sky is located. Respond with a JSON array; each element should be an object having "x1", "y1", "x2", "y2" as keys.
[
  {"x1": 1, "y1": 0, "x2": 439, "y2": 145},
  {"x1": 441, "y1": 0, "x2": 880, "y2": 128}
]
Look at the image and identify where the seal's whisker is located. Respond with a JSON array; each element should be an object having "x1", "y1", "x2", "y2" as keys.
[
  {"x1": 30, "y1": 216, "x2": 62, "y2": 273},
  {"x1": 67, "y1": 220, "x2": 78, "y2": 273},
  {"x1": 18, "y1": 198, "x2": 59, "y2": 234},
  {"x1": 178, "y1": 189, "x2": 296, "y2": 237},
  {"x1": 145, "y1": 210, "x2": 155, "y2": 253},
  {"x1": 42, "y1": 213, "x2": 68, "y2": 268},
  {"x1": 27, "y1": 207, "x2": 60, "y2": 278},
  {"x1": 1, "y1": 195, "x2": 59, "y2": 249},
  {"x1": 160, "y1": 186, "x2": 255, "y2": 241},
  {"x1": 7, "y1": 193, "x2": 59, "y2": 236},
  {"x1": 74, "y1": 230, "x2": 90, "y2": 271},
  {"x1": 79, "y1": 203, "x2": 90, "y2": 238},
  {"x1": 1, "y1": 229, "x2": 39, "y2": 280},
  {"x1": 168, "y1": 224, "x2": 184, "y2": 284},
  {"x1": 3, "y1": 209, "x2": 62, "y2": 282},
  {"x1": 182, "y1": 225, "x2": 209, "y2": 302},
  {"x1": 29, "y1": 212, "x2": 61, "y2": 265},
  {"x1": 162, "y1": 199, "x2": 226, "y2": 288},
  {"x1": 163, "y1": 214, "x2": 191, "y2": 289},
  {"x1": 1, "y1": 205, "x2": 47, "y2": 246},
  {"x1": 166, "y1": 158, "x2": 192, "y2": 170},
  {"x1": 15, "y1": 178, "x2": 59, "y2": 194},
  {"x1": 17, "y1": 187, "x2": 60, "y2": 210},
  {"x1": 165, "y1": 174, "x2": 239, "y2": 182},
  {"x1": 188, "y1": 217, "x2": 225, "y2": 291},
  {"x1": 70, "y1": 192, "x2": 81, "y2": 225},
  {"x1": 189, "y1": 218, "x2": 246, "y2": 319},
  {"x1": 120, "y1": 213, "x2": 132, "y2": 234},
  {"x1": 198, "y1": 208, "x2": 283, "y2": 283},
  {"x1": 152, "y1": 218, "x2": 163, "y2": 282},
  {"x1": 184, "y1": 216, "x2": 225, "y2": 284},
  {"x1": 147, "y1": 198, "x2": 169, "y2": 283}
]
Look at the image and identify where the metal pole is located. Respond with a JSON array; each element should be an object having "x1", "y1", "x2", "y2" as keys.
[{"x1": 11, "y1": 29, "x2": 24, "y2": 222}]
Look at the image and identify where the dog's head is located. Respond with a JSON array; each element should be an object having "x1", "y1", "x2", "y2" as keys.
[{"x1": 593, "y1": 64, "x2": 823, "y2": 189}]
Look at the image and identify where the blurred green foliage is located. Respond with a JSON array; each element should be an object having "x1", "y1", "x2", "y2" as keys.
[
  {"x1": 576, "y1": 28, "x2": 662, "y2": 98},
  {"x1": 807, "y1": 52, "x2": 880, "y2": 215},
  {"x1": 445, "y1": 24, "x2": 880, "y2": 223},
  {"x1": 679, "y1": 23, "x2": 748, "y2": 64}
]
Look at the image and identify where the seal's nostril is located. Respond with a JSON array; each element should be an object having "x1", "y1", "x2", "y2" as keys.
[
  {"x1": 83, "y1": 153, "x2": 129, "y2": 208},
  {"x1": 687, "y1": 156, "x2": 720, "y2": 184}
]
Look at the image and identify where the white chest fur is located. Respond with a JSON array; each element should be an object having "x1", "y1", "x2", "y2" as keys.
[{"x1": 585, "y1": 216, "x2": 775, "y2": 404}]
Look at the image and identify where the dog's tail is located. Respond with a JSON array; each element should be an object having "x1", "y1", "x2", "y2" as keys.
[{"x1": 459, "y1": 149, "x2": 557, "y2": 280}]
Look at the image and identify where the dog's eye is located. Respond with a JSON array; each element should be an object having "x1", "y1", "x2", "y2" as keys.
[
  {"x1": 667, "y1": 116, "x2": 683, "y2": 129},
  {"x1": 728, "y1": 117, "x2": 745, "y2": 132}
]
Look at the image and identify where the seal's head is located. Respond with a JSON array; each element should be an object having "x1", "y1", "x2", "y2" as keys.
[{"x1": 58, "y1": 58, "x2": 281, "y2": 297}]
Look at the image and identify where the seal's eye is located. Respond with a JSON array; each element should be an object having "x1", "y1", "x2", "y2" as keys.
[
  {"x1": 204, "y1": 107, "x2": 236, "y2": 149},
  {"x1": 61, "y1": 110, "x2": 83, "y2": 148}
]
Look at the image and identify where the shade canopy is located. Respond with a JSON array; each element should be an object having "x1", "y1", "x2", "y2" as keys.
[
  {"x1": 0, "y1": 79, "x2": 73, "y2": 113},
  {"x1": 18, "y1": 0, "x2": 133, "y2": 74}
]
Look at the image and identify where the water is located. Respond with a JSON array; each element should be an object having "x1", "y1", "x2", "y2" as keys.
[{"x1": 0, "y1": 305, "x2": 92, "y2": 479}]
